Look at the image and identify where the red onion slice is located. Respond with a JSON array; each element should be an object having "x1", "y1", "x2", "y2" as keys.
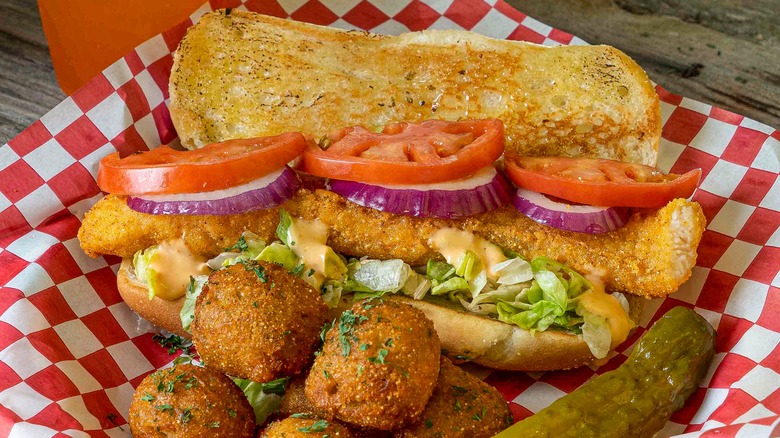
[
  {"x1": 513, "y1": 187, "x2": 630, "y2": 234},
  {"x1": 127, "y1": 166, "x2": 301, "y2": 215},
  {"x1": 328, "y1": 166, "x2": 511, "y2": 219}
]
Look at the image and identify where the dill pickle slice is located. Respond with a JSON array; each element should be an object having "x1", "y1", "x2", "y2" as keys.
[{"x1": 494, "y1": 306, "x2": 715, "y2": 438}]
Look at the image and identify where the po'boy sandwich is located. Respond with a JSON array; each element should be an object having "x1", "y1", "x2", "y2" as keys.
[{"x1": 77, "y1": 11, "x2": 706, "y2": 372}]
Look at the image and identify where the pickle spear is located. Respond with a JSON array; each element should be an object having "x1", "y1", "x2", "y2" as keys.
[{"x1": 494, "y1": 306, "x2": 715, "y2": 438}]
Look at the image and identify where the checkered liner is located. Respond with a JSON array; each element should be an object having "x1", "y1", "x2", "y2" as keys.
[{"x1": 0, "y1": 0, "x2": 778, "y2": 436}]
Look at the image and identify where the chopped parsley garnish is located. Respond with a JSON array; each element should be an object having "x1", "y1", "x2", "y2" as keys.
[
  {"x1": 181, "y1": 408, "x2": 193, "y2": 423},
  {"x1": 425, "y1": 419, "x2": 434, "y2": 429},
  {"x1": 292, "y1": 413, "x2": 313, "y2": 419},
  {"x1": 338, "y1": 310, "x2": 368, "y2": 357},
  {"x1": 227, "y1": 408, "x2": 237, "y2": 418},
  {"x1": 153, "y1": 333, "x2": 193, "y2": 356},
  {"x1": 298, "y1": 419, "x2": 328, "y2": 433},
  {"x1": 472, "y1": 406, "x2": 487, "y2": 422},
  {"x1": 225, "y1": 235, "x2": 248, "y2": 252},
  {"x1": 239, "y1": 259, "x2": 267, "y2": 282},
  {"x1": 155, "y1": 404, "x2": 173, "y2": 412},
  {"x1": 452, "y1": 385, "x2": 469, "y2": 397},
  {"x1": 141, "y1": 393, "x2": 155, "y2": 402},
  {"x1": 292, "y1": 263, "x2": 306, "y2": 275},
  {"x1": 319, "y1": 320, "x2": 333, "y2": 345},
  {"x1": 359, "y1": 343, "x2": 370, "y2": 351},
  {"x1": 368, "y1": 348, "x2": 389, "y2": 364},
  {"x1": 184, "y1": 377, "x2": 198, "y2": 389},
  {"x1": 207, "y1": 421, "x2": 220, "y2": 428}
]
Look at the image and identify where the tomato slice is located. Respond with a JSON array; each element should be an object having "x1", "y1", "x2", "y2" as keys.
[
  {"x1": 298, "y1": 119, "x2": 505, "y2": 184},
  {"x1": 97, "y1": 132, "x2": 306, "y2": 195},
  {"x1": 504, "y1": 155, "x2": 701, "y2": 208}
]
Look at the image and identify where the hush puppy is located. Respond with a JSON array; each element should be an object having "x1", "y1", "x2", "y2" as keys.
[
  {"x1": 394, "y1": 357, "x2": 513, "y2": 437},
  {"x1": 306, "y1": 300, "x2": 440, "y2": 431},
  {"x1": 129, "y1": 363, "x2": 254, "y2": 437},
  {"x1": 192, "y1": 261, "x2": 329, "y2": 382}
]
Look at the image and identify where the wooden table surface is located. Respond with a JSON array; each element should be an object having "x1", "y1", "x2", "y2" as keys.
[{"x1": 1, "y1": 0, "x2": 778, "y2": 145}]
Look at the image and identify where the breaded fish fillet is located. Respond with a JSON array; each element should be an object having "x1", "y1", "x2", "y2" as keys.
[{"x1": 78, "y1": 190, "x2": 704, "y2": 298}]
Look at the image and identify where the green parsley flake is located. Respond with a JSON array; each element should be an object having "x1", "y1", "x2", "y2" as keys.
[
  {"x1": 472, "y1": 406, "x2": 487, "y2": 422},
  {"x1": 452, "y1": 385, "x2": 468, "y2": 397},
  {"x1": 225, "y1": 236, "x2": 248, "y2": 252},
  {"x1": 140, "y1": 393, "x2": 155, "y2": 402},
  {"x1": 298, "y1": 419, "x2": 328, "y2": 433},
  {"x1": 368, "y1": 348, "x2": 389, "y2": 364},
  {"x1": 292, "y1": 413, "x2": 313, "y2": 419},
  {"x1": 152, "y1": 333, "x2": 192, "y2": 356},
  {"x1": 338, "y1": 310, "x2": 368, "y2": 357},
  {"x1": 239, "y1": 260, "x2": 267, "y2": 282},
  {"x1": 181, "y1": 408, "x2": 193, "y2": 424}
]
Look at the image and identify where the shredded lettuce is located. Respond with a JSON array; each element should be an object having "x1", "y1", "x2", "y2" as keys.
[
  {"x1": 426, "y1": 259, "x2": 456, "y2": 282},
  {"x1": 351, "y1": 259, "x2": 411, "y2": 293},
  {"x1": 579, "y1": 310, "x2": 612, "y2": 359},
  {"x1": 211, "y1": 231, "x2": 268, "y2": 268},
  {"x1": 276, "y1": 209, "x2": 294, "y2": 246},
  {"x1": 431, "y1": 276, "x2": 469, "y2": 295},
  {"x1": 455, "y1": 250, "x2": 478, "y2": 281},
  {"x1": 179, "y1": 274, "x2": 208, "y2": 332},
  {"x1": 257, "y1": 242, "x2": 298, "y2": 271},
  {"x1": 233, "y1": 377, "x2": 289, "y2": 424},
  {"x1": 133, "y1": 247, "x2": 161, "y2": 300},
  {"x1": 493, "y1": 257, "x2": 534, "y2": 285}
]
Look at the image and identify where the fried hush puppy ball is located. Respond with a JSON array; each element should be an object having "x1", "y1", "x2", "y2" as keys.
[
  {"x1": 394, "y1": 357, "x2": 513, "y2": 438},
  {"x1": 306, "y1": 300, "x2": 441, "y2": 431},
  {"x1": 129, "y1": 363, "x2": 254, "y2": 437},
  {"x1": 262, "y1": 416, "x2": 354, "y2": 437},
  {"x1": 192, "y1": 261, "x2": 329, "y2": 383}
]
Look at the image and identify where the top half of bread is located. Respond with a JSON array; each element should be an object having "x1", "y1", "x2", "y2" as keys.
[{"x1": 169, "y1": 10, "x2": 661, "y2": 165}]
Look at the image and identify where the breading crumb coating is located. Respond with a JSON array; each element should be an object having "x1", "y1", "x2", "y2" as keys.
[
  {"x1": 129, "y1": 363, "x2": 254, "y2": 437},
  {"x1": 394, "y1": 357, "x2": 513, "y2": 438},
  {"x1": 192, "y1": 262, "x2": 329, "y2": 383},
  {"x1": 262, "y1": 416, "x2": 355, "y2": 437},
  {"x1": 306, "y1": 300, "x2": 441, "y2": 431},
  {"x1": 78, "y1": 187, "x2": 705, "y2": 298}
]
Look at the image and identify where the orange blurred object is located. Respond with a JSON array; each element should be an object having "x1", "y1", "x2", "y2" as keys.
[{"x1": 38, "y1": 0, "x2": 205, "y2": 94}]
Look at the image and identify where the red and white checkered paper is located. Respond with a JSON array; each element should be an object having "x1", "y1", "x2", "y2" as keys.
[{"x1": 1, "y1": 0, "x2": 778, "y2": 436}]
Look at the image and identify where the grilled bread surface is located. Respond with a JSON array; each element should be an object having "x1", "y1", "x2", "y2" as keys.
[{"x1": 169, "y1": 10, "x2": 661, "y2": 165}]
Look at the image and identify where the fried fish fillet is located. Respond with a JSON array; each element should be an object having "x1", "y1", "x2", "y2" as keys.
[
  {"x1": 169, "y1": 10, "x2": 660, "y2": 166},
  {"x1": 78, "y1": 190, "x2": 704, "y2": 298}
]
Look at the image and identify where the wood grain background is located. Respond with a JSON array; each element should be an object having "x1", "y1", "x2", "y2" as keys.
[{"x1": 1, "y1": 0, "x2": 778, "y2": 145}]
